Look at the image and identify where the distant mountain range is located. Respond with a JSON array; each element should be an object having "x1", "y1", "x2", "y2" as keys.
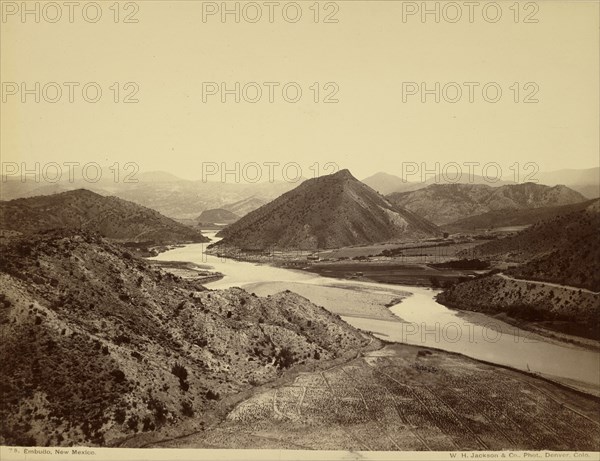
[
  {"x1": 534, "y1": 167, "x2": 600, "y2": 199},
  {"x1": 363, "y1": 167, "x2": 599, "y2": 199},
  {"x1": 362, "y1": 172, "x2": 511, "y2": 195},
  {"x1": 361, "y1": 172, "x2": 416, "y2": 195},
  {"x1": 387, "y1": 182, "x2": 587, "y2": 226},
  {"x1": 213, "y1": 169, "x2": 441, "y2": 250},
  {"x1": 0, "y1": 175, "x2": 302, "y2": 220},
  {"x1": 3, "y1": 167, "x2": 596, "y2": 222},
  {"x1": 0, "y1": 189, "x2": 208, "y2": 244}
]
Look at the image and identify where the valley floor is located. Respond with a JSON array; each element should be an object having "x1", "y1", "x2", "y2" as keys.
[
  {"x1": 142, "y1": 241, "x2": 600, "y2": 451},
  {"x1": 143, "y1": 344, "x2": 600, "y2": 451}
]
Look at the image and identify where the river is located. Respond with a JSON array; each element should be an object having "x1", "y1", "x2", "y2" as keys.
[{"x1": 151, "y1": 234, "x2": 600, "y2": 396}]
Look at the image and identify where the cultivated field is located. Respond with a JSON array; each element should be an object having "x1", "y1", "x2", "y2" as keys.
[{"x1": 150, "y1": 344, "x2": 600, "y2": 451}]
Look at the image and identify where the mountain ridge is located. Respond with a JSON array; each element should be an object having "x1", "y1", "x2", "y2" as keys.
[
  {"x1": 0, "y1": 189, "x2": 208, "y2": 244},
  {"x1": 387, "y1": 182, "x2": 587, "y2": 225}
]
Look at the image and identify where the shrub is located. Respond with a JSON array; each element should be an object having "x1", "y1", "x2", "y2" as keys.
[
  {"x1": 181, "y1": 401, "x2": 194, "y2": 417},
  {"x1": 110, "y1": 369, "x2": 126, "y2": 383},
  {"x1": 206, "y1": 389, "x2": 220, "y2": 400},
  {"x1": 171, "y1": 363, "x2": 188, "y2": 381},
  {"x1": 172, "y1": 363, "x2": 189, "y2": 391},
  {"x1": 126, "y1": 415, "x2": 139, "y2": 432},
  {"x1": 114, "y1": 408, "x2": 126, "y2": 424},
  {"x1": 142, "y1": 416, "x2": 154, "y2": 432},
  {"x1": 147, "y1": 397, "x2": 168, "y2": 426},
  {"x1": 275, "y1": 347, "x2": 295, "y2": 369}
]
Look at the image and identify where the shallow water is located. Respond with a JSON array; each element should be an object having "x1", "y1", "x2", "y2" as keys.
[{"x1": 151, "y1": 234, "x2": 600, "y2": 395}]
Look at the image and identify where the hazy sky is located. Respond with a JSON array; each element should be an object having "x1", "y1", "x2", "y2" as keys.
[{"x1": 2, "y1": 0, "x2": 599, "y2": 182}]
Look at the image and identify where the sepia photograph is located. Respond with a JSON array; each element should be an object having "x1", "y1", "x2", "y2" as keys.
[{"x1": 1, "y1": 1, "x2": 599, "y2": 460}]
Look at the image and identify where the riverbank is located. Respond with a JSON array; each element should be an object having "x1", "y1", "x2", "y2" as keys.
[
  {"x1": 153, "y1": 241, "x2": 600, "y2": 398},
  {"x1": 436, "y1": 275, "x2": 600, "y2": 342},
  {"x1": 243, "y1": 281, "x2": 410, "y2": 322},
  {"x1": 449, "y1": 303, "x2": 600, "y2": 352},
  {"x1": 147, "y1": 259, "x2": 224, "y2": 284}
]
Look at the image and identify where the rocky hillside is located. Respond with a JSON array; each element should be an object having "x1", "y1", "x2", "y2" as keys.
[
  {"x1": 0, "y1": 189, "x2": 208, "y2": 244},
  {"x1": 0, "y1": 230, "x2": 372, "y2": 446},
  {"x1": 437, "y1": 275, "x2": 600, "y2": 340},
  {"x1": 444, "y1": 199, "x2": 598, "y2": 233},
  {"x1": 387, "y1": 182, "x2": 587, "y2": 225},
  {"x1": 438, "y1": 201, "x2": 600, "y2": 340},
  {"x1": 462, "y1": 200, "x2": 600, "y2": 290},
  {"x1": 213, "y1": 169, "x2": 441, "y2": 250}
]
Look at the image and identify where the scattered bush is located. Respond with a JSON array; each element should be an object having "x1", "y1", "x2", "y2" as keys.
[
  {"x1": 181, "y1": 401, "x2": 194, "y2": 417},
  {"x1": 110, "y1": 369, "x2": 126, "y2": 383},
  {"x1": 206, "y1": 389, "x2": 220, "y2": 400},
  {"x1": 172, "y1": 363, "x2": 189, "y2": 391},
  {"x1": 275, "y1": 347, "x2": 295, "y2": 369}
]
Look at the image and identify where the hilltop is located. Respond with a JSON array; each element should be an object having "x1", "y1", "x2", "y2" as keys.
[
  {"x1": 0, "y1": 189, "x2": 208, "y2": 245},
  {"x1": 361, "y1": 172, "x2": 416, "y2": 195},
  {"x1": 197, "y1": 209, "x2": 240, "y2": 225},
  {"x1": 387, "y1": 182, "x2": 587, "y2": 225},
  {"x1": 213, "y1": 169, "x2": 441, "y2": 250},
  {"x1": 0, "y1": 230, "x2": 373, "y2": 446}
]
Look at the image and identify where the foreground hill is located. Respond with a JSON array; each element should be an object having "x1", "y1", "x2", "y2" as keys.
[
  {"x1": 387, "y1": 182, "x2": 587, "y2": 225},
  {"x1": 214, "y1": 170, "x2": 441, "y2": 250},
  {"x1": 0, "y1": 230, "x2": 372, "y2": 446},
  {"x1": 0, "y1": 189, "x2": 208, "y2": 244},
  {"x1": 444, "y1": 199, "x2": 598, "y2": 233}
]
